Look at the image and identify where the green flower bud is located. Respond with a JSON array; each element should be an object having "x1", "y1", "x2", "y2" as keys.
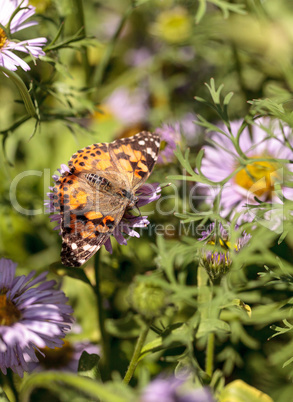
[
  {"x1": 127, "y1": 280, "x2": 169, "y2": 320},
  {"x1": 199, "y1": 223, "x2": 251, "y2": 281}
]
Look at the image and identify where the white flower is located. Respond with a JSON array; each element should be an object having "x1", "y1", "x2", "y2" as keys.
[{"x1": 0, "y1": 0, "x2": 47, "y2": 72}]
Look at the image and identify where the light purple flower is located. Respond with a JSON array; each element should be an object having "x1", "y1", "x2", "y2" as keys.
[
  {"x1": 28, "y1": 339, "x2": 100, "y2": 372},
  {"x1": 100, "y1": 87, "x2": 149, "y2": 125},
  {"x1": 155, "y1": 123, "x2": 181, "y2": 164},
  {"x1": 0, "y1": 258, "x2": 73, "y2": 377},
  {"x1": 46, "y1": 165, "x2": 162, "y2": 254},
  {"x1": 0, "y1": 0, "x2": 47, "y2": 72},
  {"x1": 180, "y1": 113, "x2": 199, "y2": 146},
  {"x1": 141, "y1": 376, "x2": 215, "y2": 402},
  {"x1": 125, "y1": 47, "x2": 152, "y2": 67},
  {"x1": 199, "y1": 223, "x2": 251, "y2": 280},
  {"x1": 200, "y1": 118, "x2": 293, "y2": 219}
]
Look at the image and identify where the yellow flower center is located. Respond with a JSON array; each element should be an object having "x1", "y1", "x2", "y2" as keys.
[
  {"x1": 0, "y1": 294, "x2": 21, "y2": 326},
  {"x1": 0, "y1": 28, "x2": 7, "y2": 49},
  {"x1": 93, "y1": 105, "x2": 114, "y2": 122},
  {"x1": 154, "y1": 7, "x2": 192, "y2": 43},
  {"x1": 234, "y1": 155, "x2": 280, "y2": 198},
  {"x1": 37, "y1": 340, "x2": 74, "y2": 368},
  {"x1": 29, "y1": 0, "x2": 51, "y2": 13}
]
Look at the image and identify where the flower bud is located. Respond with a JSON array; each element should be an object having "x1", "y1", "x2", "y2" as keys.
[
  {"x1": 127, "y1": 280, "x2": 169, "y2": 320},
  {"x1": 199, "y1": 223, "x2": 250, "y2": 281}
]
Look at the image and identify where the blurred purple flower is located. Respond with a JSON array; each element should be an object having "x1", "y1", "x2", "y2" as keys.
[
  {"x1": 0, "y1": 258, "x2": 73, "y2": 377},
  {"x1": 141, "y1": 376, "x2": 215, "y2": 402},
  {"x1": 200, "y1": 118, "x2": 293, "y2": 218},
  {"x1": 181, "y1": 113, "x2": 199, "y2": 146},
  {"x1": 99, "y1": 87, "x2": 149, "y2": 125},
  {"x1": 155, "y1": 123, "x2": 181, "y2": 164},
  {"x1": 28, "y1": 339, "x2": 100, "y2": 373},
  {"x1": 46, "y1": 166, "x2": 161, "y2": 254},
  {"x1": 125, "y1": 47, "x2": 152, "y2": 67},
  {"x1": 0, "y1": 0, "x2": 46, "y2": 71}
]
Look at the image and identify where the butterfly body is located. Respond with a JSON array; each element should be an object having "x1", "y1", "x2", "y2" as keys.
[{"x1": 53, "y1": 131, "x2": 160, "y2": 267}]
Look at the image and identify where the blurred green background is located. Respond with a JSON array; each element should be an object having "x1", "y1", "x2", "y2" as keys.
[{"x1": 2, "y1": 1, "x2": 293, "y2": 400}]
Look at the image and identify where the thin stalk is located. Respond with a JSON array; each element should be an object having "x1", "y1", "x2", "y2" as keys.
[
  {"x1": 93, "y1": 6, "x2": 133, "y2": 91},
  {"x1": 6, "y1": 370, "x2": 18, "y2": 402},
  {"x1": 73, "y1": 0, "x2": 91, "y2": 86},
  {"x1": 205, "y1": 333, "x2": 215, "y2": 377},
  {"x1": 123, "y1": 324, "x2": 150, "y2": 385},
  {"x1": 94, "y1": 252, "x2": 110, "y2": 379},
  {"x1": 197, "y1": 265, "x2": 215, "y2": 378}
]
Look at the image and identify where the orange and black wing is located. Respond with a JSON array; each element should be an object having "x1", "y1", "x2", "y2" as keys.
[{"x1": 109, "y1": 131, "x2": 160, "y2": 191}]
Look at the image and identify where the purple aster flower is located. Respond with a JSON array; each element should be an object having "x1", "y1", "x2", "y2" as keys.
[
  {"x1": 180, "y1": 113, "x2": 199, "y2": 146},
  {"x1": 125, "y1": 47, "x2": 152, "y2": 67},
  {"x1": 28, "y1": 339, "x2": 100, "y2": 372},
  {"x1": 141, "y1": 376, "x2": 215, "y2": 402},
  {"x1": 0, "y1": 258, "x2": 73, "y2": 377},
  {"x1": 200, "y1": 118, "x2": 293, "y2": 220},
  {"x1": 46, "y1": 165, "x2": 162, "y2": 254},
  {"x1": 155, "y1": 123, "x2": 181, "y2": 164},
  {"x1": 0, "y1": 0, "x2": 47, "y2": 72},
  {"x1": 199, "y1": 223, "x2": 251, "y2": 280},
  {"x1": 96, "y1": 87, "x2": 149, "y2": 125}
]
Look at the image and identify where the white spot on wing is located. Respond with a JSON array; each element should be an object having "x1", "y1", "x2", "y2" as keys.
[
  {"x1": 138, "y1": 140, "x2": 145, "y2": 145},
  {"x1": 71, "y1": 243, "x2": 77, "y2": 250},
  {"x1": 147, "y1": 147, "x2": 157, "y2": 159},
  {"x1": 83, "y1": 244, "x2": 92, "y2": 251}
]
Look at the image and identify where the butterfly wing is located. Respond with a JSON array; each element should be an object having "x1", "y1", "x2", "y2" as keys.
[
  {"x1": 58, "y1": 176, "x2": 128, "y2": 266},
  {"x1": 54, "y1": 162, "x2": 128, "y2": 267},
  {"x1": 53, "y1": 132, "x2": 160, "y2": 267},
  {"x1": 109, "y1": 131, "x2": 161, "y2": 191}
]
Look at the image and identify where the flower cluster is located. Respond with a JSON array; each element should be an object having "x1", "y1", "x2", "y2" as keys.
[
  {"x1": 0, "y1": 258, "x2": 73, "y2": 377},
  {"x1": 0, "y1": 0, "x2": 46, "y2": 72}
]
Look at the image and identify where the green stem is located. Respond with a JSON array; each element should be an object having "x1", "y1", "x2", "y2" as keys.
[
  {"x1": 123, "y1": 324, "x2": 150, "y2": 385},
  {"x1": 74, "y1": 0, "x2": 91, "y2": 86},
  {"x1": 197, "y1": 265, "x2": 215, "y2": 378},
  {"x1": 94, "y1": 252, "x2": 110, "y2": 379},
  {"x1": 92, "y1": 6, "x2": 133, "y2": 91},
  {"x1": 6, "y1": 370, "x2": 18, "y2": 402},
  {"x1": 205, "y1": 333, "x2": 215, "y2": 377}
]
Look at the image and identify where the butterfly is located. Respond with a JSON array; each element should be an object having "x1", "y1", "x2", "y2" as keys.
[{"x1": 52, "y1": 131, "x2": 160, "y2": 267}]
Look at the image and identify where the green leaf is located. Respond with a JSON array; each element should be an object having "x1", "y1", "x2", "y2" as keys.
[
  {"x1": 49, "y1": 262, "x2": 92, "y2": 285},
  {"x1": 20, "y1": 372, "x2": 130, "y2": 402},
  {"x1": 197, "y1": 319, "x2": 230, "y2": 338},
  {"x1": 0, "y1": 387, "x2": 9, "y2": 402},
  {"x1": 224, "y1": 91, "x2": 234, "y2": 105},
  {"x1": 78, "y1": 352, "x2": 101, "y2": 380},
  {"x1": 0, "y1": 66, "x2": 36, "y2": 118},
  {"x1": 139, "y1": 337, "x2": 163, "y2": 361},
  {"x1": 205, "y1": 78, "x2": 224, "y2": 105},
  {"x1": 283, "y1": 355, "x2": 293, "y2": 368},
  {"x1": 105, "y1": 313, "x2": 142, "y2": 338},
  {"x1": 195, "y1": 0, "x2": 207, "y2": 24},
  {"x1": 220, "y1": 379, "x2": 273, "y2": 402}
]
